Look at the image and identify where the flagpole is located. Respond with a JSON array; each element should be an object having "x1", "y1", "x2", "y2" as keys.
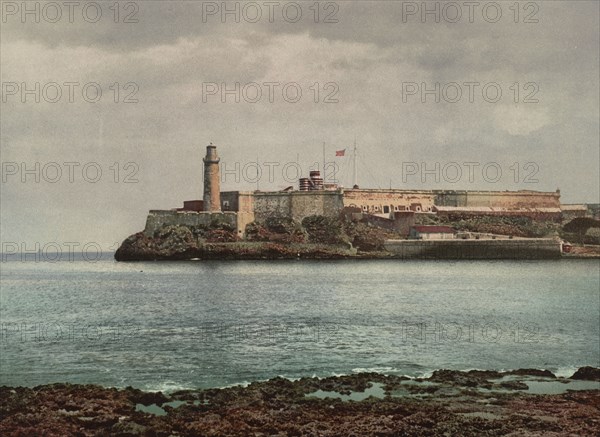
[{"x1": 353, "y1": 136, "x2": 357, "y2": 188}]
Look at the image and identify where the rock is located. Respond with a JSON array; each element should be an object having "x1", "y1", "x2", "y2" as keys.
[
  {"x1": 1, "y1": 375, "x2": 599, "y2": 436},
  {"x1": 505, "y1": 369, "x2": 556, "y2": 378},
  {"x1": 428, "y1": 370, "x2": 490, "y2": 387},
  {"x1": 111, "y1": 420, "x2": 148, "y2": 435},
  {"x1": 114, "y1": 226, "x2": 201, "y2": 261},
  {"x1": 570, "y1": 366, "x2": 600, "y2": 381},
  {"x1": 128, "y1": 390, "x2": 169, "y2": 406}
]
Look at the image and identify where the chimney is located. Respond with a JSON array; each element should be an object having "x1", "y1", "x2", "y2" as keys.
[{"x1": 203, "y1": 143, "x2": 221, "y2": 212}]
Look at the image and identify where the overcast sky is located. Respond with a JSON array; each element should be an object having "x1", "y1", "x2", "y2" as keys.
[{"x1": 1, "y1": 0, "x2": 599, "y2": 249}]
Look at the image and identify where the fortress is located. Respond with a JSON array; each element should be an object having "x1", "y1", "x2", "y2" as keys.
[{"x1": 143, "y1": 144, "x2": 564, "y2": 238}]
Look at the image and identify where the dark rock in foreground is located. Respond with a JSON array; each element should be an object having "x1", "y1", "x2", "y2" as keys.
[{"x1": 1, "y1": 368, "x2": 599, "y2": 436}]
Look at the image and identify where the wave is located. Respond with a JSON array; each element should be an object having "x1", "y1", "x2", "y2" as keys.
[
  {"x1": 112, "y1": 365, "x2": 592, "y2": 393},
  {"x1": 552, "y1": 366, "x2": 584, "y2": 378}
]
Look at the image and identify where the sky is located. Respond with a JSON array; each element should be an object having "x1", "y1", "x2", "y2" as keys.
[{"x1": 1, "y1": 0, "x2": 599, "y2": 249}]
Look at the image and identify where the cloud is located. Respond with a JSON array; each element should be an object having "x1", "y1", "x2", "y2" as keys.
[
  {"x1": 493, "y1": 105, "x2": 551, "y2": 136},
  {"x1": 1, "y1": 1, "x2": 598, "y2": 245}
]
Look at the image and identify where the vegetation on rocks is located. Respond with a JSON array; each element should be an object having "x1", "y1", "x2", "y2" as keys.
[
  {"x1": 584, "y1": 227, "x2": 600, "y2": 245},
  {"x1": 187, "y1": 221, "x2": 238, "y2": 243},
  {"x1": 302, "y1": 215, "x2": 348, "y2": 245},
  {"x1": 245, "y1": 216, "x2": 305, "y2": 243},
  {"x1": 343, "y1": 221, "x2": 400, "y2": 252},
  {"x1": 563, "y1": 217, "x2": 600, "y2": 234},
  {"x1": 561, "y1": 218, "x2": 600, "y2": 244},
  {"x1": 425, "y1": 214, "x2": 561, "y2": 238}
]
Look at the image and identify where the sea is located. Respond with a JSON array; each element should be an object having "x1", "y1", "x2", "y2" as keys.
[{"x1": 1, "y1": 256, "x2": 598, "y2": 392}]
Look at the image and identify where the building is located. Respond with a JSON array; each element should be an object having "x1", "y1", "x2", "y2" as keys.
[
  {"x1": 560, "y1": 204, "x2": 589, "y2": 221},
  {"x1": 342, "y1": 188, "x2": 435, "y2": 216},
  {"x1": 143, "y1": 144, "x2": 566, "y2": 238}
]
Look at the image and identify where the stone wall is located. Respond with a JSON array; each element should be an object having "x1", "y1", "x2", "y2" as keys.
[
  {"x1": 289, "y1": 191, "x2": 344, "y2": 221},
  {"x1": 143, "y1": 210, "x2": 238, "y2": 237},
  {"x1": 253, "y1": 193, "x2": 291, "y2": 221},
  {"x1": 221, "y1": 191, "x2": 255, "y2": 213},
  {"x1": 219, "y1": 192, "x2": 256, "y2": 236},
  {"x1": 343, "y1": 189, "x2": 436, "y2": 213},
  {"x1": 560, "y1": 204, "x2": 589, "y2": 221},
  {"x1": 253, "y1": 191, "x2": 344, "y2": 223},
  {"x1": 435, "y1": 190, "x2": 561, "y2": 209},
  {"x1": 235, "y1": 212, "x2": 255, "y2": 238},
  {"x1": 384, "y1": 238, "x2": 561, "y2": 259},
  {"x1": 220, "y1": 189, "x2": 560, "y2": 220}
]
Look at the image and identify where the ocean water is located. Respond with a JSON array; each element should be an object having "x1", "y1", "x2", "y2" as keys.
[{"x1": 1, "y1": 256, "x2": 598, "y2": 392}]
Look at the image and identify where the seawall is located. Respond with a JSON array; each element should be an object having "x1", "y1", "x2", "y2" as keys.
[{"x1": 384, "y1": 238, "x2": 562, "y2": 259}]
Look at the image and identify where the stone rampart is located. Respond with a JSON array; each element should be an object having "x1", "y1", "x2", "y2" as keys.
[
  {"x1": 253, "y1": 191, "x2": 344, "y2": 222},
  {"x1": 384, "y1": 238, "x2": 561, "y2": 259},
  {"x1": 343, "y1": 189, "x2": 436, "y2": 213},
  {"x1": 435, "y1": 190, "x2": 560, "y2": 209},
  {"x1": 143, "y1": 210, "x2": 239, "y2": 237}
]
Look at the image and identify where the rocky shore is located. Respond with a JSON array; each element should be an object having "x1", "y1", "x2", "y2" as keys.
[
  {"x1": 2, "y1": 367, "x2": 599, "y2": 436},
  {"x1": 114, "y1": 216, "x2": 600, "y2": 261},
  {"x1": 114, "y1": 217, "x2": 393, "y2": 261},
  {"x1": 114, "y1": 234, "x2": 362, "y2": 261}
]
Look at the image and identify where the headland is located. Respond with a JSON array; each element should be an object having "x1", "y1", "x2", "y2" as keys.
[{"x1": 115, "y1": 144, "x2": 600, "y2": 261}]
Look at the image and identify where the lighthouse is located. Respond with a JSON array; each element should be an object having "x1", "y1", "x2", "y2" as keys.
[{"x1": 203, "y1": 143, "x2": 221, "y2": 212}]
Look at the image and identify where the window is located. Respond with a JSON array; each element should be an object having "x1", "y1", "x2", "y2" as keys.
[{"x1": 383, "y1": 206, "x2": 390, "y2": 214}]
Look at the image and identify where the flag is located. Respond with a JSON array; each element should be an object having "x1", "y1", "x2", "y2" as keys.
[{"x1": 335, "y1": 149, "x2": 346, "y2": 157}]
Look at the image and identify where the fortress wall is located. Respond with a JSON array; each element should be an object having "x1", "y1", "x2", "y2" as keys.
[
  {"x1": 143, "y1": 210, "x2": 238, "y2": 237},
  {"x1": 233, "y1": 193, "x2": 257, "y2": 236},
  {"x1": 237, "y1": 192, "x2": 255, "y2": 213},
  {"x1": 149, "y1": 190, "x2": 562, "y2": 238},
  {"x1": 253, "y1": 191, "x2": 344, "y2": 223},
  {"x1": 435, "y1": 190, "x2": 560, "y2": 208},
  {"x1": 219, "y1": 189, "x2": 560, "y2": 225},
  {"x1": 289, "y1": 191, "x2": 344, "y2": 221},
  {"x1": 235, "y1": 212, "x2": 256, "y2": 237},
  {"x1": 434, "y1": 192, "x2": 468, "y2": 207},
  {"x1": 343, "y1": 189, "x2": 559, "y2": 211},
  {"x1": 253, "y1": 193, "x2": 292, "y2": 222},
  {"x1": 221, "y1": 191, "x2": 255, "y2": 213},
  {"x1": 384, "y1": 239, "x2": 562, "y2": 259},
  {"x1": 220, "y1": 192, "x2": 239, "y2": 212},
  {"x1": 343, "y1": 190, "x2": 436, "y2": 213},
  {"x1": 463, "y1": 191, "x2": 560, "y2": 208}
]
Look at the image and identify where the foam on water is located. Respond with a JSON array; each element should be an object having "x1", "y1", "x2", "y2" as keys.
[{"x1": 552, "y1": 366, "x2": 583, "y2": 378}]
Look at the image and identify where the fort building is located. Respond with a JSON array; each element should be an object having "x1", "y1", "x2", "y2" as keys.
[{"x1": 143, "y1": 144, "x2": 566, "y2": 238}]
